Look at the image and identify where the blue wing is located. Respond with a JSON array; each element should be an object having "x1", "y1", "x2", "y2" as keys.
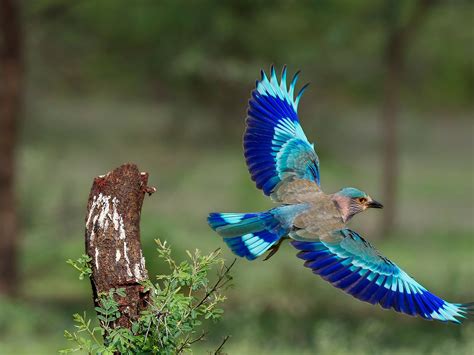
[
  {"x1": 244, "y1": 66, "x2": 320, "y2": 196},
  {"x1": 292, "y1": 229, "x2": 473, "y2": 323}
]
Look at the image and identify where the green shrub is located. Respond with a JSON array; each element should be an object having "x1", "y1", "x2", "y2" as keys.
[{"x1": 61, "y1": 240, "x2": 233, "y2": 354}]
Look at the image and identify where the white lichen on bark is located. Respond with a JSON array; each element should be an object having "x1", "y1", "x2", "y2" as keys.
[
  {"x1": 95, "y1": 247, "x2": 100, "y2": 270},
  {"x1": 133, "y1": 263, "x2": 142, "y2": 280},
  {"x1": 86, "y1": 187, "x2": 149, "y2": 282},
  {"x1": 86, "y1": 193, "x2": 132, "y2": 276},
  {"x1": 86, "y1": 194, "x2": 127, "y2": 241},
  {"x1": 123, "y1": 241, "x2": 133, "y2": 277},
  {"x1": 132, "y1": 250, "x2": 147, "y2": 280},
  {"x1": 111, "y1": 197, "x2": 126, "y2": 240}
]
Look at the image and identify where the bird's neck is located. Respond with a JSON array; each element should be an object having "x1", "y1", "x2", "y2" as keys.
[{"x1": 330, "y1": 194, "x2": 354, "y2": 223}]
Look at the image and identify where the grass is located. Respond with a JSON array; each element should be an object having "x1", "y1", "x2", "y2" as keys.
[{"x1": 0, "y1": 94, "x2": 472, "y2": 354}]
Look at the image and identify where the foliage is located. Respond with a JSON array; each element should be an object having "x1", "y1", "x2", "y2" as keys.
[
  {"x1": 66, "y1": 254, "x2": 92, "y2": 280},
  {"x1": 61, "y1": 240, "x2": 234, "y2": 354},
  {"x1": 26, "y1": 0, "x2": 474, "y2": 107}
]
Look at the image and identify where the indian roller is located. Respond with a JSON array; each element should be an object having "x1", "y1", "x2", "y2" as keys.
[{"x1": 208, "y1": 66, "x2": 473, "y2": 323}]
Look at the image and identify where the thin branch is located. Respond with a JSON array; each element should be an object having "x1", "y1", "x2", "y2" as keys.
[
  {"x1": 176, "y1": 334, "x2": 191, "y2": 354},
  {"x1": 193, "y1": 258, "x2": 236, "y2": 311},
  {"x1": 177, "y1": 330, "x2": 208, "y2": 353},
  {"x1": 214, "y1": 335, "x2": 230, "y2": 355},
  {"x1": 189, "y1": 331, "x2": 208, "y2": 345}
]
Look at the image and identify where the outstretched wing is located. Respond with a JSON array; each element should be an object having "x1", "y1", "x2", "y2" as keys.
[
  {"x1": 292, "y1": 229, "x2": 473, "y2": 323},
  {"x1": 244, "y1": 66, "x2": 320, "y2": 196}
]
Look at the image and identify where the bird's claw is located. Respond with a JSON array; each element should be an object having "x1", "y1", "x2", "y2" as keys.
[{"x1": 263, "y1": 238, "x2": 285, "y2": 261}]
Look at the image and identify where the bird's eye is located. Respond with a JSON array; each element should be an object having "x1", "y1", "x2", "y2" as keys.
[{"x1": 358, "y1": 198, "x2": 367, "y2": 204}]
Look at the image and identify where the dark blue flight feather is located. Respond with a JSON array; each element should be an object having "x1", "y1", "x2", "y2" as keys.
[
  {"x1": 292, "y1": 229, "x2": 473, "y2": 323},
  {"x1": 244, "y1": 66, "x2": 320, "y2": 196}
]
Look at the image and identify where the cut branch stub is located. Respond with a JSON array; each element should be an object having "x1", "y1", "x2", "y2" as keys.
[{"x1": 85, "y1": 163, "x2": 155, "y2": 329}]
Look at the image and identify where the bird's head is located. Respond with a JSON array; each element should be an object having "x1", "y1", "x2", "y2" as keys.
[{"x1": 332, "y1": 187, "x2": 383, "y2": 222}]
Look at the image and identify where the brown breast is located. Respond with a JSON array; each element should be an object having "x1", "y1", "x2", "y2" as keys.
[{"x1": 291, "y1": 193, "x2": 344, "y2": 240}]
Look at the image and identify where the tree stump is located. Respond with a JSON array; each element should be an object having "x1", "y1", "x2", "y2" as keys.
[{"x1": 85, "y1": 163, "x2": 155, "y2": 329}]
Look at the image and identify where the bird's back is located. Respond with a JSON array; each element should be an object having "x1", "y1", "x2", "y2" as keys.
[
  {"x1": 271, "y1": 178, "x2": 344, "y2": 241},
  {"x1": 290, "y1": 192, "x2": 344, "y2": 240}
]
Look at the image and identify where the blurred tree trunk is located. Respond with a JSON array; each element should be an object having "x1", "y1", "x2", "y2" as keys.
[
  {"x1": 380, "y1": 0, "x2": 435, "y2": 236},
  {"x1": 0, "y1": 0, "x2": 23, "y2": 296}
]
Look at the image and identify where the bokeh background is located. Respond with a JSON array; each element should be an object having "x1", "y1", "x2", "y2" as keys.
[{"x1": 0, "y1": 0, "x2": 473, "y2": 354}]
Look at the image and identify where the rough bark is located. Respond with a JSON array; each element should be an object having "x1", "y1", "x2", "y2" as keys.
[
  {"x1": 380, "y1": 0, "x2": 435, "y2": 236},
  {"x1": 0, "y1": 0, "x2": 23, "y2": 296},
  {"x1": 85, "y1": 164, "x2": 155, "y2": 329}
]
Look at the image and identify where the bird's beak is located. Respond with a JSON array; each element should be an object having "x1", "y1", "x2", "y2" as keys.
[{"x1": 367, "y1": 199, "x2": 383, "y2": 209}]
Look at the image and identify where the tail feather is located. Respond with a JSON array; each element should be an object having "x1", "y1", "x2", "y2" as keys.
[
  {"x1": 224, "y1": 230, "x2": 281, "y2": 260},
  {"x1": 208, "y1": 213, "x2": 264, "y2": 237},
  {"x1": 208, "y1": 211, "x2": 286, "y2": 260}
]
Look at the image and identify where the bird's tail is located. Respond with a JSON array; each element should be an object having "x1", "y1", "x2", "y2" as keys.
[{"x1": 208, "y1": 210, "x2": 288, "y2": 260}]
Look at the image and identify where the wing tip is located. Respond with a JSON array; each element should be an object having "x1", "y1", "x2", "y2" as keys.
[
  {"x1": 255, "y1": 66, "x2": 309, "y2": 110},
  {"x1": 457, "y1": 302, "x2": 474, "y2": 321}
]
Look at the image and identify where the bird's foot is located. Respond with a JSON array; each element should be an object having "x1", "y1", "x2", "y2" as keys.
[{"x1": 263, "y1": 238, "x2": 285, "y2": 261}]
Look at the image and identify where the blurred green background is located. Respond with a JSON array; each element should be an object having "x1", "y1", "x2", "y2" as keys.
[{"x1": 0, "y1": 0, "x2": 473, "y2": 354}]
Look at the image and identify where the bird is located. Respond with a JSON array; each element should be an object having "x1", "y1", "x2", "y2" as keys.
[{"x1": 207, "y1": 66, "x2": 472, "y2": 323}]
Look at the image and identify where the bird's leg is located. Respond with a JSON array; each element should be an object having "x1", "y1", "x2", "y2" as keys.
[{"x1": 263, "y1": 237, "x2": 287, "y2": 261}]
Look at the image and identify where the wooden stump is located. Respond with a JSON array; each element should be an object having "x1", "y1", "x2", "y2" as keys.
[{"x1": 85, "y1": 163, "x2": 155, "y2": 329}]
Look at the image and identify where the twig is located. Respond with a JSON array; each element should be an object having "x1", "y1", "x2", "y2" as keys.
[
  {"x1": 176, "y1": 334, "x2": 191, "y2": 354},
  {"x1": 214, "y1": 335, "x2": 230, "y2": 355},
  {"x1": 190, "y1": 331, "x2": 207, "y2": 345},
  {"x1": 193, "y1": 258, "x2": 236, "y2": 311}
]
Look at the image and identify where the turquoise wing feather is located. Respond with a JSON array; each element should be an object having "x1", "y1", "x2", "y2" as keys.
[
  {"x1": 292, "y1": 229, "x2": 473, "y2": 323},
  {"x1": 244, "y1": 66, "x2": 320, "y2": 196}
]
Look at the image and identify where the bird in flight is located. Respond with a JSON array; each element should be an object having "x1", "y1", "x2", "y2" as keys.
[{"x1": 208, "y1": 66, "x2": 472, "y2": 323}]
